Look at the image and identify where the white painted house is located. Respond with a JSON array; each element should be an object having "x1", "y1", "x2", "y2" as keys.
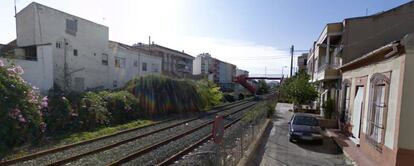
[
  {"x1": 108, "y1": 41, "x2": 161, "y2": 89},
  {"x1": 0, "y1": 2, "x2": 161, "y2": 93},
  {"x1": 339, "y1": 33, "x2": 414, "y2": 165}
]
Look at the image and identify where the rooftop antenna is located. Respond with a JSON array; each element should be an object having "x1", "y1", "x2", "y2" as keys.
[
  {"x1": 14, "y1": 0, "x2": 17, "y2": 16},
  {"x1": 14, "y1": 0, "x2": 18, "y2": 41}
]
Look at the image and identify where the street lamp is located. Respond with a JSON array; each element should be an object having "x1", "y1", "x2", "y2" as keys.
[{"x1": 281, "y1": 66, "x2": 288, "y2": 77}]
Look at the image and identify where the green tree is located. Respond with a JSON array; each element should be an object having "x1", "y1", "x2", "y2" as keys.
[
  {"x1": 195, "y1": 79, "x2": 223, "y2": 108},
  {"x1": 256, "y1": 80, "x2": 269, "y2": 95},
  {"x1": 280, "y1": 71, "x2": 318, "y2": 105}
]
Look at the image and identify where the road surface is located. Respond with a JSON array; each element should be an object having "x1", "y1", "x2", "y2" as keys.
[{"x1": 249, "y1": 103, "x2": 351, "y2": 166}]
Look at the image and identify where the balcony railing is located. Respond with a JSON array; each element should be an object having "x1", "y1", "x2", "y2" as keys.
[
  {"x1": 333, "y1": 45, "x2": 343, "y2": 57},
  {"x1": 317, "y1": 61, "x2": 340, "y2": 73}
]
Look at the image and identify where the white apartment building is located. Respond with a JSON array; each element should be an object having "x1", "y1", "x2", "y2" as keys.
[
  {"x1": 0, "y1": 2, "x2": 161, "y2": 93},
  {"x1": 108, "y1": 41, "x2": 161, "y2": 89}
]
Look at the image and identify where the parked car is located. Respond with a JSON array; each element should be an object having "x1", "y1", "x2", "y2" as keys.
[{"x1": 288, "y1": 113, "x2": 323, "y2": 144}]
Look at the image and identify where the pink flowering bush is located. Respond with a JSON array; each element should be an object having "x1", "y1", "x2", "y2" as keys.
[
  {"x1": 0, "y1": 60, "x2": 45, "y2": 154},
  {"x1": 99, "y1": 91, "x2": 140, "y2": 124},
  {"x1": 77, "y1": 92, "x2": 110, "y2": 130},
  {"x1": 42, "y1": 95, "x2": 77, "y2": 133}
]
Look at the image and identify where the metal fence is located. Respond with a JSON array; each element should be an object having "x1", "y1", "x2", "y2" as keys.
[{"x1": 175, "y1": 103, "x2": 269, "y2": 166}]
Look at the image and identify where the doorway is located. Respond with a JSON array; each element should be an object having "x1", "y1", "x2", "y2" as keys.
[{"x1": 351, "y1": 86, "x2": 364, "y2": 145}]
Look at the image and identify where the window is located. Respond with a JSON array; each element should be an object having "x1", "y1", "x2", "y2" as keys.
[
  {"x1": 73, "y1": 49, "x2": 78, "y2": 56},
  {"x1": 152, "y1": 63, "x2": 159, "y2": 72},
  {"x1": 115, "y1": 57, "x2": 126, "y2": 68},
  {"x1": 142, "y1": 62, "x2": 147, "y2": 71},
  {"x1": 304, "y1": 59, "x2": 307, "y2": 65},
  {"x1": 22, "y1": 46, "x2": 37, "y2": 61},
  {"x1": 367, "y1": 73, "x2": 390, "y2": 150},
  {"x1": 66, "y1": 19, "x2": 78, "y2": 36},
  {"x1": 113, "y1": 80, "x2": 117, "y2": 88},
  {"x1": 341, "y1": 79, "x2": 351, "y2": 123},
  {"x1": 134, "y1": 60, "x2": 138, "y2": 67},
  {"x1": 56, "y1": 42, "x2": 61, "y2": 48},
  {"x1": 102, "y1": 54, "x2": 108, "y2": 65}
]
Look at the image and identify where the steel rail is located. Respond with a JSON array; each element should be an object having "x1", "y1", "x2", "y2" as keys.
[
  {"x1": 0, "y1": 99, "x2": 251, "y2": 166},
  {"x1": 107, "y1": 102, "x2": 256, "y2": 166},
  {"x1": 157, "y1": 107, "x2": 251, "y2": 166}
]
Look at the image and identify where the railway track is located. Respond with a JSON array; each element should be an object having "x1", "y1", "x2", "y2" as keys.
[
  {"x1": 108, "y1": 101, "x2": 256, "y2": 166},
  {"x1": 0, "y1": 99, "x2": 254, "y2": 166}
]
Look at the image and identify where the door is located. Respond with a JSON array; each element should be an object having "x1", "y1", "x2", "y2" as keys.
[
  {"x1": 74, "y1": 77, "x2": 85, "y2": 92},
  {"x1": 351, "y1": 86, "x2": 364, "y2": 143}
]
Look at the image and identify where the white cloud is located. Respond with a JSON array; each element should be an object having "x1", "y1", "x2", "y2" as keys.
[{"x1": 149, "y1": 35, "x2": 295, "y2": 76}]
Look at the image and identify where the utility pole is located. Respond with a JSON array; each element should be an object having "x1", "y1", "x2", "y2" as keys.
[{"x1": 290, "y1": 45, "x2": 294, "y2": 77}]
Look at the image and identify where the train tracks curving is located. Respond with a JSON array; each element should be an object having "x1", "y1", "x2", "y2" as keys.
[{"x1": 0, "y1": 99, "x2": 255, "y2": 166}]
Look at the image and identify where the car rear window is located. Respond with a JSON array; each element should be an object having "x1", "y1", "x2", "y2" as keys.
[{"x1": 292, "y1": 116, "x2": 319, "y2": 126}]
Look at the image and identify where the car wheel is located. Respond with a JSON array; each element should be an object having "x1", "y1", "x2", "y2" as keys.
[{"x1": 289, "y1": 137, "x2": 294, "y2": 143}]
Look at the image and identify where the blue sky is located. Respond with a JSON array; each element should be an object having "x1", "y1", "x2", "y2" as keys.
[{"x1": 0, "y1": 0, "x2": 411, "y2": 75}]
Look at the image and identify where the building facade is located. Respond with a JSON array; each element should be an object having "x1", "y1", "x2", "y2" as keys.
[
  {"x1": 0, "y1": 2, "x2": 161, "y2": 93},
  {"x1": 133, "y1": 43, "x2": 194, "y2": 78},
  {"x1": 193, "y1": 53, "x2": 237, "y2": 91},
  {"x1": 307, "y1": 1, "x2": 414, "y2": 115},
  {"x1": 338, "y1": 34, "x2": 414, "y2": 166},
  {"x1": 297, "y1": 53, "x2": 308, "y2": 72}
]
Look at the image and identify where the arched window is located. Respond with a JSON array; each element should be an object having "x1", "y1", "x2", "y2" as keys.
[
  {"x1": 367, "y1": 73, "x2": 390, "y2": 150},
  {"x1": 341, "y1": 79, "x2": 351, "y2": 123}
]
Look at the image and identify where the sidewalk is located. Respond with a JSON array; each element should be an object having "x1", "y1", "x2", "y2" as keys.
[{"x1": 326, "y1": 129, "x2": 378, "y2": 166}]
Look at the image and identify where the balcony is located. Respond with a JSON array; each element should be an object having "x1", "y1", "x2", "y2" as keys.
[{"x1": 313, "y1": 61, "x2": 340, "y2": 82}]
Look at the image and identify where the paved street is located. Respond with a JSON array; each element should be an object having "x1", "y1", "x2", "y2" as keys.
[{"x1": 249, "y1": 103, "x2": 351, "y2": 166}]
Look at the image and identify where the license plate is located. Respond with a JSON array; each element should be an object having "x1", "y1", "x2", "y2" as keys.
[{"x1": 302, "y1": 136, "x2": 313, "y2": 140}]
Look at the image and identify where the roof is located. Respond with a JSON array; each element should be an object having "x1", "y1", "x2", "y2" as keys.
[
  {"x1": 344, "y1": 1, "x2": 414, "y2": 21},
  {"x1": 17, "y1": 2, "x2": 108, "y2": 29},
  {"x1": 133, "y1": 43, "x2": 194, "y2": 59},
  {"x1": 109, "y1": 40, "x2": 155, "y2": 57},
  {"x1": 0, "y1": 40, "x2": 17, "y2": 56},
  {"x1": 340, "y1": 40, "x2": 402, "y2": 72}
]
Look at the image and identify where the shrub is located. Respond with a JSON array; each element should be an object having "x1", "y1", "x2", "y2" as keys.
[
  {"x1": 42, "y1": 95, "x2": 77, "y2": 133},
  {"x1": 0, "y1": 60, "x2": 45, "y2": 154},
  {"x1": 125, "y1": 75, "x2": 205, "y2": 117},
  {"x1": 256, "y1": 80, "x2": 269, "y2": 95},
  {"x1": 99, "y1": 91, "x2": 140, "y2": 124},
  {"x1": 77, "y1": 92, "x2": 110, "y2": 130},
  {"x1": 195, "y1": 79, "x2": 223, "y2": 108},
  {"x1": 322, "y1": 99, "x2": 335, "y2": 119}
]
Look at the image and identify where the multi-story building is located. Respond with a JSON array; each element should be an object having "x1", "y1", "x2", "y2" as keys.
[
  {"x1": 0, "y1": 2, "x2": 161, "y2": 93},
  {"x1": 305, "y1": 1, "x2": 414, "y2": 165},
  {"x1": 297, "y1": 53, "x2": 308, "y2": 72},
  {"x1": 307, "y1": 22, "x2": 343, "y2": 112},
  {"x1": 236, "y1": 69, "x2": 249, "y2": 77},
  {"x1": 193, "y1": 53, "x2": 237, "y2": 91},
  {"x1": 133, "y1": 43, "x2": 194, "y2": 78},
  {"x1": 307, "y1": 1, "x2": 414, "y2": 115},
  {"x1": 108, "y1": 41, "x2": 161, "y2": 89}
]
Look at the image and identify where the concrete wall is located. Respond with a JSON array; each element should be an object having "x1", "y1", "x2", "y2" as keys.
[
  {"x1": 398, "y1": 34, "x2": 414, "y2": 150},
  {"x1": 192, "y1": 55, "x2": 202, "y2": 75},
  {"x1": 342, "y1": 55, "x2": 404, "y2": 150},
  {"x1": 342, "y1": 2, "x2": 414, "y2": 64},
  {"x1": 16, "y1": 2, "x2": 112, "y2": 91},
  {"x1": 0, "y1": 45, "x2": 54, "y2": 93},
  {"x1": 108, "y1": 42, "x2": 161, "y2": 89}
]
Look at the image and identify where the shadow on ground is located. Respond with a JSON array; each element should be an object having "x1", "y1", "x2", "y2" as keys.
[
  {"x1": 246, "y1": 120, "x2": 273, "y2": 166},
  {"x1": 294, "y1": 137, "x2": 343, "y2": 155}
]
